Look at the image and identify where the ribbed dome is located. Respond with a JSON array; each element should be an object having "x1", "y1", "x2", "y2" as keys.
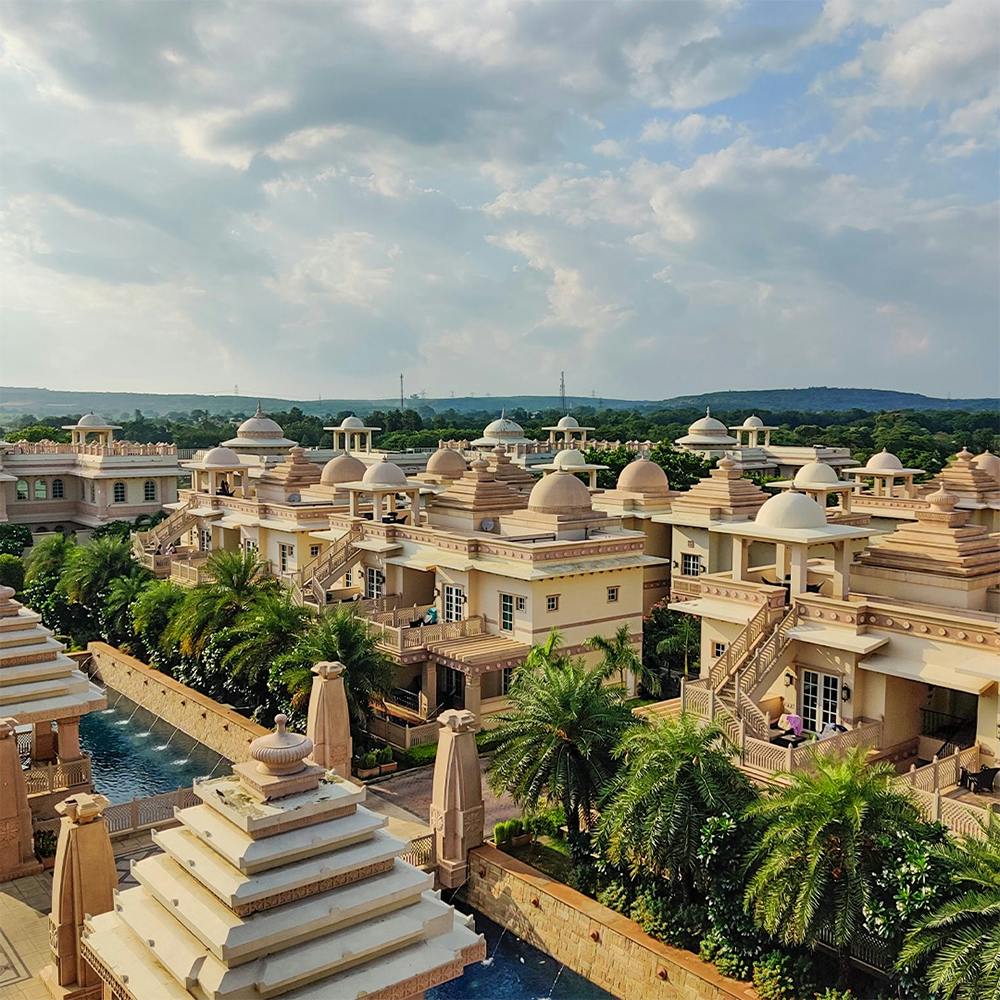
[
  {"x1": 687, "y1": 408, "x2": 728, "y2": 435},
  {"x1": 427, "y1": 447, "x2": 467, "y2": 477},
  {"x1": 77, "y1": 412, "x2": 108, "y2": 428},
  {"x1": 553, "y1": 449, "x2": 586, "y2": 469},
  {"x1": 201, "y1": 446, "x2": 243, "y2": 468},
  {"x1": 528, "y1": 469, "x2": 592, "y2": 514},
  {"x1": 320, "y1": 453, "x2": 366, "y2": 486},
  {"x1": 340, "y1": 415, "x2": 365, "y2": 429},
  {"x1": 617, "y1": 457, "x2": 668, "y2": 492},
  {"x1": 755, "y1": 492, "x2": 827, "y2": 530},
  {"x1": 972, "y1": 450, "x2": 1000, "y2": 482},
  {"x1": 556, "y1": 415, "x2": 579, "y2": 429},
  {"x1": 742, "y1": 414, "x2": 765, "y2": 429},
  {"x1": 484, "y1": 415, "x2": 524, "y2": 437},
  {"x1": 793, "y1": 462, "x2": 840, "y2": 488},
  {"x1": 866, "y1": 449, "x2": 904, "y2": 472},
  {"x1": 362, "y1": 456, "x2": 407, "y2": 487},
  {"x1": 237, "y1": 405, "x2": 284, "y2": 439}
]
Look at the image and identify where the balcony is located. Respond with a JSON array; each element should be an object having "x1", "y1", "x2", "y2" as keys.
[
  {"x1": 170, "y1": 550, "x2": 213, "y2": 586},
  {"x1": 365, "y1": 610, "x2": 488, "y2": 657}
]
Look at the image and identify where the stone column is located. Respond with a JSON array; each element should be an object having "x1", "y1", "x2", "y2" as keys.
[
  {"x1": 430, "y1": 709, "x2": 484, "y2": 890},
  {"x1": 731, "y1": 536, "x2": 749, "y2": 582},
  {"x1": 305, "y1": 661, "x2": 352, "y2": 779},
  {"x1": 40, "y1": 793, "x2": 115, "y2": 999},
  {"x1": 56, "y1": 719, "x2": 82, "y2": 762},
  {"x1": 831, "y1": 541, "x2": 851, "y2": 601},
  {"x1": 33, "y1": 721, "x2": 57, "y2": 763},
  {"x1": 0, "y1": 718, "x2": 42, "y2": 882},
  {"x1": 421, "y1": 661, "x2": 438, "y2": 717},
  {"x1": 463, "y1": 674, "x2": 481, "y2": 718},
  {"x1": 788, "y1": 544, "x2": 809, "y2": 597}
]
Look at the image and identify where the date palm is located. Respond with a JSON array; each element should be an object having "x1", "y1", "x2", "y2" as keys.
[
  {"x1": 59, "y1": 535, "x2": 145, "y2": 607},
  {"x1": 597, "y1": 714, "x2": 752, "y2": 894},
  {"x1": 131, "y1": 580, "x2": 186, "y2": 668},
  {"x1": 899, "y1": 817, "x2": 1000, "y2": 1000},
  {"x1": 587, "y1": 624, "x2": 660, "y2": 696},
  {"x1": 24, "y1": 533, "x2": 76, "y2": 584},
  {"x1": 101, "y1": 573, "x2": 152, "y2": 648},
  {"x1": 655, "y1": 614, "x2": 700, "y2": 678},
  {"x1": 483, "y1": 637, "x2": 637, "y2": 863}
]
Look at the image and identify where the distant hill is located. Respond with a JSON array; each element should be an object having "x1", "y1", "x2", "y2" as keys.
[{"x1": 0, "y1": 385, "x2": 995, "y2": 420}]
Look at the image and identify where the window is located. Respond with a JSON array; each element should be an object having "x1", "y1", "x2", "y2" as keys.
[
  {"x1": 801, "y1": 669, "x2": 839, "y2": 733},
  {"x1": 243, "y1": 539, "x2": 258, "y2": 555},
  {"x1": 89, "y1": 482, "x2": 96, "y2": 503},
  {"x1": 279, "y1": 543, "x2": 295, "y2": 573},
  {"x1": 199, "y1": 528, "x2": 212, "y2": 552},
  {"x1": 501, "y1": 666, "x2": 515, "y2": 695},
  {"x1": 15, "y1": 480, "x2": 27, "y2": 501},
  {"x1": 34, "y1": 480, "x2": 47, "y2": 500},
  {"x1": 515, "y1": 596, "x2": 526, "y2": 612},
  {"x1": 309, "y1": 544, "x2": 321, "y2": 559},
  {"x1": 366, "y1": 566, "x2": 383, "y2": 600},
  {"x1": 143, "y1": 480, "x2": 157, "y2": 502},
  {"x1": 344, "y1": 569, "x2": 353, "y2": 588},
  {"x1": 712, "y1": 642, "x2": 727, "y2": 659},
  {"x1": 607, "y1": 586, "x2": 619, "y2": 603},
  {"x1": 444, "y1": 585, "x2": 465, "y2": 623},
  {"x1": 112, "y1": 481, "x2": 126, "y2": 503},
  {"x1": 500, "y1": 593, "x2": 514, "y2": 632},
  {"x1": 52, "y1": 479, "x2": 64, "y2": 499},
  {"x1": 681, "y1": 554, "x2": 702, "y2": 577},
  {"x1": 546, "y1": 595, "x2": 560, "y2": 612}
]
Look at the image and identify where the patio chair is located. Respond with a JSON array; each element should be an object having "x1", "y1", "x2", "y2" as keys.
[{"x1": 970, "y1": 766, "x2": 999, "y2": 794}]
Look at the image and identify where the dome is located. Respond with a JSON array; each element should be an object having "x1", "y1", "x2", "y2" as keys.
[
  {"x1": 340, "y1": 415, "x2": 365, "y2": 429},
  {"x1": 553, "y1": 449, "x2": 587, "y2": 469},
  {"x1": 793, "y1": 462, "x2": 841, "y2": 488},
  {"x1": 77, "y1": 412, "x2": 107, "y2": 428},
  {"x1": 617, "y1": 457, "x2": 669, "y2": 493},
  {"x1": 483, "y1": 414, "x2": 524, "y2": 437},
  {"x1": 201, "y1": 446, "x2": 242, "y2": 468},
  {"x1": 742, "y1": 415, "x2": 765, "y2": 429},
  {"x1": 320, "y1": 453, "x2": 366, "y2": 486},
  {"x1": 687, "y1": 408, "x2": 729, "y2": 435},
  {"x1": 362, "y1": 456, "x2": 407, "y2": 488},
  {"x1": 972, "y1": 450, "x2": 1000, "y2": 482},
  {"x1": 755, "y1": 492, "x2": 828, "y2": 530},
  {"x1": 556, "y1": 415, "x2": 579, "y2": 430},
  {"x1": 237, "y1": 405, "x2": 284, "y2": 439},
  {"x1": 528, "y1": 470, "x2": 593, "y2": 514},
  {"x1": 866, "y1": 449, "x2": 904, "y2": 472},
  {"x1": 426, "y1": 447, "x2": 467, "y2": 477}
]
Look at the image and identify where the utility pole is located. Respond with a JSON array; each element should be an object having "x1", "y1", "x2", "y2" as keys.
[
  {"x1": 559, "y1": 371, "x2": 566, "y2": 412},
  {"x1": 399, "y1": 373, "x2": 404, "y2": 411}
]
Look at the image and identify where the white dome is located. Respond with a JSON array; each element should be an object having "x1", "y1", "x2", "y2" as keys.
[
  {"x1": 617, "y1": 457, "x2": 669, "y2": 493},
  {"x1": 553, "y1": 449, "x2": 586, "y2": 469},
  {"x1": 484, "y1": 414, "x2": 524, "y2": 437},
  {"x1": 793, "y1": 462, "x2": 841, "y2": 488},
  {"x1": 688, "y1": 408, "x2": 729, "y2": 435},
  {"x1": 362, "y1": 457, "x2": 407, "y2": 487},
  {"x1": 556, "y1": 415, "x2": 579, "y2": 430},
  {"x1": 755, "y1": 492, "x2": 828, "y2": 530},
  {"x1": 972, "y1": 450, "x2": 1000, "y2": 482},
  {"x1": 77, "y1": 412, "x2": 108, "y2": 428},
  {"x1": 237, "y1": 408, "x2": 284, "y2": 439},
  {"x1": 866, "y1": 449, "x2": 904, "y2": 472},
  {"x1": 340, "y1": 415, "x2": 365, "y2": 429},
  {"x1": 528, "y1": 470, "x2": 592, "y2": 514},
  {"x1": 426, "y1": 447, "x2": 467, "y2": 477},
  {"x1": 742, "y1": 415, "x2": 764, "y2": 429},
  {"x1": 321, "y1": 453, "x2": 366, "y2": 486},
  {"x1": 201, "y1": 446, "x2": 243, "y2": 468}
]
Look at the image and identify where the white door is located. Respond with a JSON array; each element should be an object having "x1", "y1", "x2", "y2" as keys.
[
  {"x1": 801, "y1": 669, "x2": 840, "y2": 733},
  {"x1": 443, "y1": 585, "x2": 464, "y2": 623},
  {"x1": 366, "y1": 567, "x2": 383, "y2": 600}
]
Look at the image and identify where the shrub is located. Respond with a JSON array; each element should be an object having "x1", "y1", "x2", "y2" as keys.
[
  {"x1": 509, "y1": 818, "x2": 523, "y2": 837},
  {"x1": 751, "y1": 951, "x2": 816, "y2": 1000},
  {"x1": 524, "y1": 805, "x2": 566, "y2": 839},
  {"x1": 629, "y1": 887, "x2": 705, "y2": 951},
  {"x1": 34, "y1": 829, "x2": 58, "y2": 858},
  {"x1": 362, "y1": 751, "x2": 378, "y2": 769},
  {"x1": 0, "y1": 524, "x2": 32, "y2": 558},
  {"x1": 596, "y1": 880, "x2": 633, "y2": 915},
  {"x1": 494, "y1": 821, "x2": 512, "y2": 845},
  {"x1": 0, "y1": 554, "x2": 25, "y2": 591},
  {"x1": 567, "y1": 861, "x2": 599, "y2": 897},
  {"x1": 377, "y1": 746, "x2": 393, "y2": 765},
  {"x1": 699, "y1": 930, "x2": 756, "y2": 981},
  {"x1": 814, "y1": 990, "x2": 855, "y2": 1000}
]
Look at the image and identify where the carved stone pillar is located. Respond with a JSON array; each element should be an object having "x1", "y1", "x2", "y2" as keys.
[
  {"x1": 56, "y1": 719, "x2": 82, "y2": 762},
  {"x1": 33, "y1": 721, "x2": 57, "y2": 763},
  {"x1": 40, "y1": 793, "x2": 115, "y2": 999},
  {"x1": 0, "y1": 717, "x2": 41, "y2": 882},
  {"x1": 306, "y1": 661, "x2": 352, "y2": 779},
  {"x1": 429, "y1": 710, "x2": 484, "y2": 889}
]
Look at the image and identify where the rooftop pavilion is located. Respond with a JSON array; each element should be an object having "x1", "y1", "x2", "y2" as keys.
[
  {"x1": 541, "y1": 414, "x2": 595, "y2": 450},
  {"x1": 770, "y1": 460, "x2": 857, "y2": 512},
  {"x1": 221, "y1": 404, "x2": 298, "y2": 455},
  {"x1": 60, "y1": 413, "x2": 122, "y2": 449},
  {"x1": 531, "y1": 447, "x2": 608, "y2": 490},
  {"x1": 324, "y1": 414, "x2": 381, "y2": 455},
  {"x1": 471, "y1": 411, "x2": 533, "y2": 449},
  {"x1": 338, "y1": 456, "x2": 426, "y2": 525},
  {"x1": 674, "y1": 408, "x2": 739, "y2": 456},
  {"x1": 844, "y1": 448, "x2": 925, "y2": 498},
  {"x1": 729, "y1": 414, "x2": 777, "y2": 448}
]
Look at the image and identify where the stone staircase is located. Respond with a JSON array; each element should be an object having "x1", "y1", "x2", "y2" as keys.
[
  {"x1": 291, "y1": 524, "x2": 365, "y2": 609},
  {"x1": 132, "y1": 501, "x2": 200, "y2": 560}
]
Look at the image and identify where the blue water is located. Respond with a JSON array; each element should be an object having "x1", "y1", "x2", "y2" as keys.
[
  {"x1": 80, "y1": 693, "x2": 228, "y2": 803},
  {"x1": 429, "y1": 907, "x2": 612, "y2": 1000}
]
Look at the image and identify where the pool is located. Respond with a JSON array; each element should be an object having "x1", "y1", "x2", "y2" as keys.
[
  {"x1": 80, "y1": 693, "x2": 228, "y2": 803},
  {"x1": 428, "y1": 907, "x2": 612, "y2": 999}
]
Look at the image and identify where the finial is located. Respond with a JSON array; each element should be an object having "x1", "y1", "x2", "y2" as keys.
[
  {"x1": 956, "y1": 447, "x2": 974, "y2": 463},
  {"x1": 248, "y1": 713, "x2": 313, "y2": 775},
  {"x1": 705, "y1": 406, "x2": 711, "y2": 417},
  {"x1": 718, "y1": 455, "x2": 736, "y2": 471},
  {"x1": 926, "y1": 485, "x2": 958, "y2": 511},
  {"x1": 255, "y1": 400, "x2": 263, "y2": 416}
]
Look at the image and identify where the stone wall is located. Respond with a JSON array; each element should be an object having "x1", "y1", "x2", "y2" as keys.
[
  {"x1": 86, "y1": 643, "x2": 267, "y2": 762},
  {"x1": 466, "y1": 845, "x2": 756, "y2": 1000}
]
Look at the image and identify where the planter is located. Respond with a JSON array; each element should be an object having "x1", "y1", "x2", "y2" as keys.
[
  {"x1": 39, "y1": 855, "x2": 56, "y2": 871},
  {"x1": 511, "y1": 833, "x2": 531, "y2": 848},
  {"x1": 355, "y1": 766, "x2": 380, "y2": 780},
  {"x1": 378, "y1": 762, "x2": 398, "y2": 776}
]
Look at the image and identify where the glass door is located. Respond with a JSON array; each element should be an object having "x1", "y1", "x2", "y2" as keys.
[
  {"x1": 443, "y1": 585, "x2": 464, "y2": 623},
  {"x1": 801, "y1": 669, "x2": 840, "y2": 732}
]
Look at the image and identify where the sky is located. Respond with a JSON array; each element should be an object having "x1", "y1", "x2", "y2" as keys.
[{"x1": 1, "y1": 0, "x2": 998, "y2": 401}]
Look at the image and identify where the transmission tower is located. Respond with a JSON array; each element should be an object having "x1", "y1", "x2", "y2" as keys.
[
  {"x1": 399, "y1": 373, "x2": 404, "y2": 411},
  {"x1": 559, "y1": 371, "x2": 566, "y2": 411}
]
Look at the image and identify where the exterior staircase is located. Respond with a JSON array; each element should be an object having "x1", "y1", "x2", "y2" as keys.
[
  {"x1": 291, "y1": 524, "x2": 365, "y2": 609},
  {"x1": 132, "y1": 501, "x2": 200, "y2": 561}
]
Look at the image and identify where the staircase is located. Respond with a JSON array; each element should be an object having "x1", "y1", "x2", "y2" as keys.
[
  {"x1": 132, "y1": 502, "x2": 200, "y2": 560},
  {"x1": 292, "y1": 524, "x2": 365, "y2": 608},
  {"x1": 706, "y1": 602, "x2": 777, "y2": 695}
]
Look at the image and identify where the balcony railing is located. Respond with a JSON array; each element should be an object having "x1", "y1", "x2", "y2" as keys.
[
  {"x1": 366, "y1": 614, "x2": 487, "y2": 653},
  {"x1": 386, "y1": 687, "x2": 421, "y2": 713},
  {"x1": 23, "y1": 755, "x2": 93, "y2": 796}
]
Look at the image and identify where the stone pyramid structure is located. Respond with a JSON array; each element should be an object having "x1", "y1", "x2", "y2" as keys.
[
  {"x1": 426, "y1": 456, "x2": 526, "y2": 532},
  {"x1": 486, "y1": 444, "x2": 535, "y2": 494},
  {"x1": 81, "y1": 715, "x2": 484, "y2": 999},
  {"x1": 256, "y1": 446, "x2": 323, "y2": 503},
  {"x1": 667, "y1": 456, "x2": 770, "y2": 521},
  {"x1": 930, "y1": 448, "x2": 1000, "y2": 506}
]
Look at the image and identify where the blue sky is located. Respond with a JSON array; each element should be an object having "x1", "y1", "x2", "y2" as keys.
[{"x1": 1, "y1": 0, "x2": 997, "y2": 400}]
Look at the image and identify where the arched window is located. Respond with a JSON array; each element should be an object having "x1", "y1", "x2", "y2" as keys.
[
  {"x1": 113, "y1": 481, "x2": 126, "y2": 503},
  {"x1": 34, "y1": 480, "x2": 47, "y2": 500},
  {"x1": 52, "y1": 479, "x2": 64, "y2": 499},
  {"x1": 15, "y1": 479, "x2": 28, "y2": 500},
  {"x1": 143, "y1": 480, "x2": 156, "y2": 502}
]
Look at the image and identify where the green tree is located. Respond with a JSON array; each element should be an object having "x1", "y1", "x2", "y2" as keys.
[
  {"x1": 100, "y1": 573, "x2": 151, "y2": 649},
  {"x1": 587, "y1": 623, "x2": 660, "y2": 696},
  {"x1": 271, "y1": 607, "x2": 395, "y2": 738},
  {"x1": 484, "y1": 637, "x2": 637, "y2": 863},
  {"x1": 59, "y1": 536, "x2": 145, "y2": 608},
  {"x1": 744, "y1": 749, "x2": 925, "y2": 974},
  {"x1": 131, "y1": 580, "x2": 186, "y2": 668},
  {"x1": 655, "y1": 613, "x2": 700, "y2": 678},
  {"x1": 598, "y1": 715, "x2": 753, "y2": 895},
  {"x1": 24, "y1": 533, "x2": 75, "y2": 583},
  {"x1": 899, "y1": 818, "x2": 1000, "y2": 1000},
  {"x1": 0, "y1": 523, "x2": 32, "y2": 558},
  {"x1": 0, "y1": 554, "x2": 25, "y2": 591}
]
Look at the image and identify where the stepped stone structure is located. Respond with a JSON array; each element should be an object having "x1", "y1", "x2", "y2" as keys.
[
  {"x1": 81, "y1": 714, "x2": 484, "y2": 999},
  {"x1": 0, "y1": 716, "x2": 41, "y2": 881},
  {"x1": 430, "y1": 710, "x2": 485, "y2": 890},
  {"x1": 305, "y1": 660, "x2": 352, "y2": 779},
  {"x1": 667, "y1": 455, "x2": 770, "y2": 520},
  {"x1": 41, "y1": 793, "x2": 116, "y2": 1000}
]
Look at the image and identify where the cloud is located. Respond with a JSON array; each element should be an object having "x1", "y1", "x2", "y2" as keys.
[{"x1": 641, "y1": 113, "x2": 733, "y2": 143}]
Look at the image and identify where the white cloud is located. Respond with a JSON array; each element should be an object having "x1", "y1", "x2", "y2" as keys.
[
  {"x1": 592, "y1": 139, "x2": 627, "y2": 159},
  {"x1": 641, "y1": 113, "x2": 733, "y2": 144}
]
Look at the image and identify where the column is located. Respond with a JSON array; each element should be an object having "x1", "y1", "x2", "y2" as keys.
[
  {"x1": 32, "y1": 721, "x2": 56, "y2": 762},
  {"x1": 841, "y1": 487, "x2": 852, "y2": 512},
  {"x1": 463, "y1": 673, "x2": 481, "y2": 718},
  {"x1": 774, "y1": 543, "x2": 787, "y2": 582},
  {"x1": 305, "y1": 661, "x2": 352, "y2": 778},
  {"x1": 731, "y1": 536, "x2": 749, "y2": 582},
  {"x1": 409, "y1": 490, "x2": 421, "y2": 525},
  {"x1": 422, "y1": 661, "x2": 438, "y2": 717},
  {"x1": 831, "y1": 541, "x2": 851, "y2": 601},
  {"x1": 788, "y1": 545, "x2": 809, "y2": 597},
  {"x1": 0, "y1": 718, "x2": 40, "y2": 881},
  {"x1": 372, "y1": 492, "x2": 383, "y2": 522},
  {"x1": 56, "y1": 718, "x2": 82, "y2": 762}
]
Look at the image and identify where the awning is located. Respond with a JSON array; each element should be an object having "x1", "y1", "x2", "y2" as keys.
[
  {"x1": 666, "y1": 598, "x2": 759, "y2": 625},
  {"x1": 385, "y1": 551, "x2": 473, "y2": 573},
  {"x1": 188, "y1": 507, "x2": 224, "y2": 518},
  {"x1": 860, "y1": 637, "x2": 996, "y2": 695},
  {"x1": 786, "y1": 624, "x2": 888, "y2": 655}
]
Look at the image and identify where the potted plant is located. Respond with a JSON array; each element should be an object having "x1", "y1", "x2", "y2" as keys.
[
  {"x1": 377, "y1": 745, "x2": 397, "y2": 775},
  {"x1": 492, "y1": 820, "x2": 512, "y2": 848},
  {"x1": 510, "y1": 817, "x2": 531, "y2": 848},
  {"x1": 34, "y1": 829, "x2": 58, "y2": 870},
  {"x1": 355, "y1": 750, "x2": 380, "y2": 780}
]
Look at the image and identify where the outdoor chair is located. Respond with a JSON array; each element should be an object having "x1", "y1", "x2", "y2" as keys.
[{"x1": 969, "y1": 766, "x2": 999, "y2": 794}]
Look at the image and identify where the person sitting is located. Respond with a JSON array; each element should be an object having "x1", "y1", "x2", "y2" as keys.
[
  {"x1": 422, "y1": 606, "x2": 438, "y2": 625},
  {"x1": 217, "y1": 480, "x2": 232, "y2": 497}
]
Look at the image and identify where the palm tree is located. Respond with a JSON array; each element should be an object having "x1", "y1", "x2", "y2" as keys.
[
  {"x1": 744, "y1": 749, "x2": 924, "y2": 972},
  {"x1": 597, "y1": 714, "x2": 753, "y2": 894},
  {"x1": 131, "y1": 580, "x2": 186, "y2": 668},
  {"x1": 24, "y1": 533, "x2": 76, "y2": 584},
  {"x1": 101, "y1": 573, "x2": 151, "y2": 648},
  {"x1": 271, "y1": 607, "x2": 394, "y2": 737},
  {"x1": 899, "y1": 817, "x2": 1000, "y2": 999},
  {"x1": 588, "y1": 624, "x2": 660, "y2": 696},
  {"x1": 59, "y1": 536, "x2": 147, "y2": 607},
  {"x1": 655, "y1": 614, "x2": 700, "y2": 678},
  {"x1": 483, "y1": 639, "x2": 638, "y2": 863},
  {"x1": 164, "y1": 549, "x2": 275, "y2": 659}
]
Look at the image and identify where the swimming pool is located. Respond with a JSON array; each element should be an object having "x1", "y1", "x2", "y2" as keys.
[{"x1": 80, "y1": 693, "x2": 228, "y2": 803}]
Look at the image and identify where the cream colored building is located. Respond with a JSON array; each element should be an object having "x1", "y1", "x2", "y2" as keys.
[{"x1": 0, "y1": 414, "x2": 181, "y2": 537}]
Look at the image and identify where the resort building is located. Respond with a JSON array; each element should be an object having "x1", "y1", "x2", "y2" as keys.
[{"x1": 0, "y1": 414, "x2": 181, "y2": 537}]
